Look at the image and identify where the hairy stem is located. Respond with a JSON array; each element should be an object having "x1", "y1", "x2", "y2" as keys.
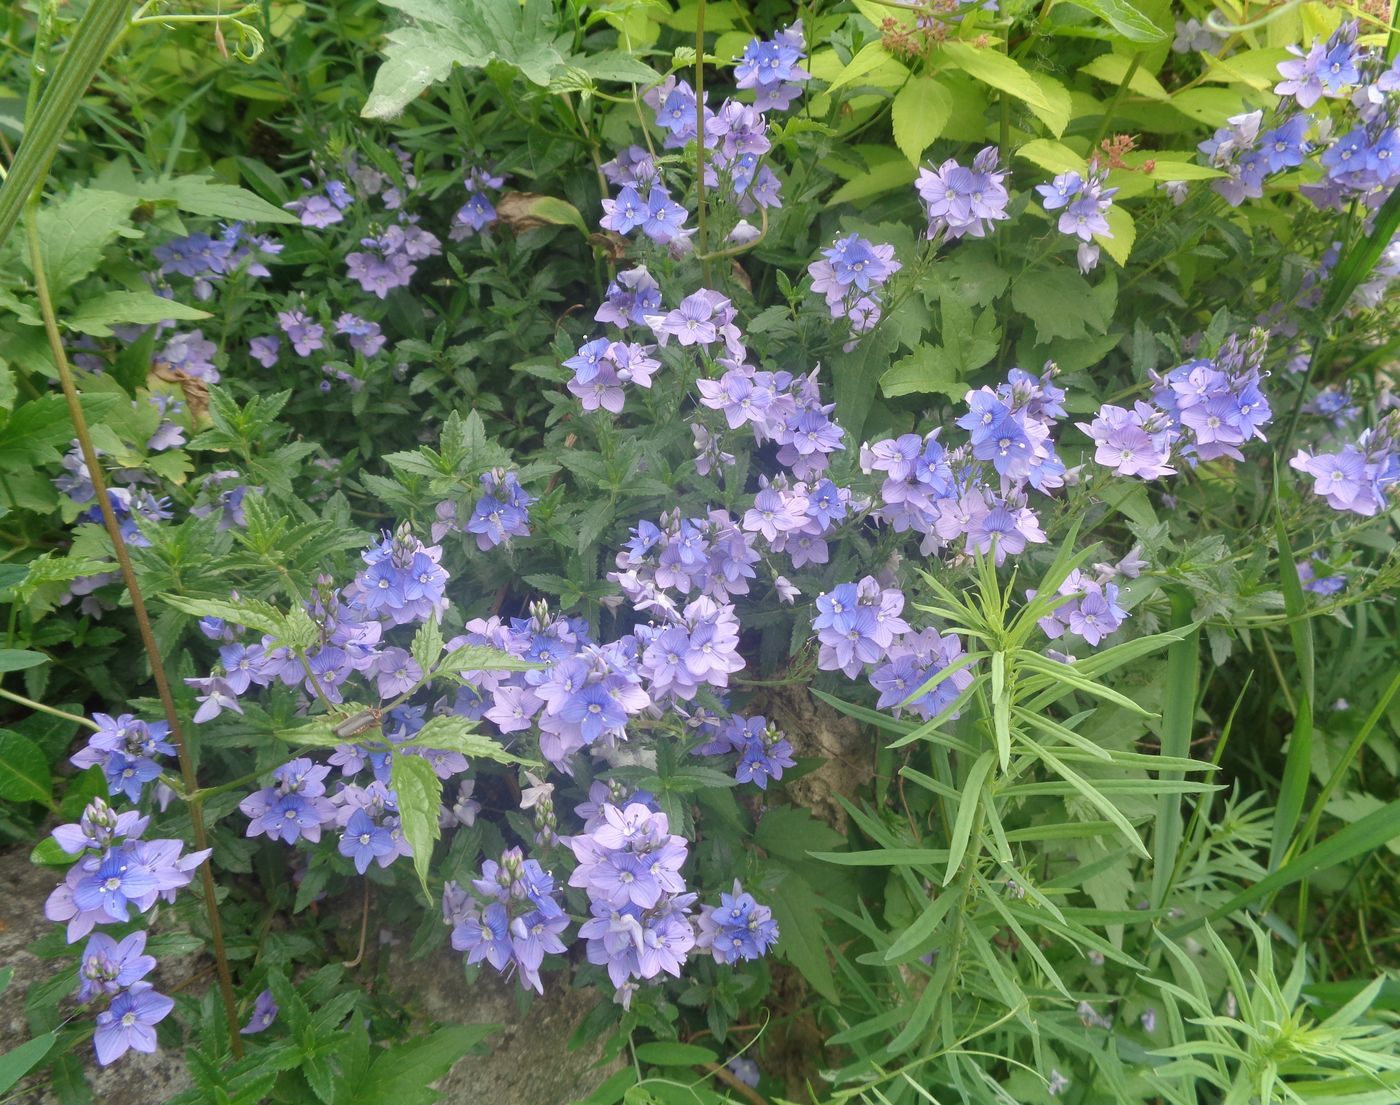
[{"x1": 24, "y1": 203, "x2": 244, "y2": 1058}]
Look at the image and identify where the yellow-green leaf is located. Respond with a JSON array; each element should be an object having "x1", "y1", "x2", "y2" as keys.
[
  {"x1": 826, "y1": 41, "x2": 902, "y2": 93},
  {"x1": 940, "y1": 43, "x2": 1070, "y2": 136},
  {"x1": 891, "y1": 77, "x2": 954, "y2": 166},
  {"x1": 1095, "y1": 205, "x2": 1135, "y2": 265}
]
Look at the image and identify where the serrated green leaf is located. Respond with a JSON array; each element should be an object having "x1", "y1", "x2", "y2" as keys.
[
  {"x1": 0, "y1": 730, "x2": 51, "y2": 804},
  {"x1": 891, "y1": 77, "x2": 953, "y2": 166},
  {"x1": 391, "y1": 752, "x2": 443, "y2": 901},
  {"x1": 66, "y1": 291, "x2": 210, "y2": 337},
  {"x1": 938, "y1": 43, "x2": 1070, "y2": 136}
]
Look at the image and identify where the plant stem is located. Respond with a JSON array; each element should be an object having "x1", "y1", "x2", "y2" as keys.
[
  {"x1": 1089, "y1": 53, "x2": 1140, "y2": 151},
  {"x1": 24, "y1": 204, "x2": 244, "y2": 1058},
  {"x1": 0, "y1": 0, "x2": 131, "y2": 253},
  {"x1": 0, "y1": 684, "x2": 100, "y2": 729}
]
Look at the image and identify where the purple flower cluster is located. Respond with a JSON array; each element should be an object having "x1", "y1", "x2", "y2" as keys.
[
  {"x1": 694, "y1": 714, "x2": 795, "y2": 790},
  {"x1": 569, "y1": 801, "x2": 696, "y2": 1007},
  {"x1": 1291, "y1": 412, "x2": 1399, "y2": 516},
  {"x1": 861, "y1": 368, "x2": 1063, "y2": 563},
  {"x1": 285, "y1": 178, "x2": 354, "y2": 228},
  {"x1": 868, "y1": 628, "x2": 974, "y2": 719},
  {"x1": 430, "y1": 468, "x2": 536, "y2": 551},
  {"x1": 451, "y1": 166, "x2": 506, "y2": 240},
  {"x1": 596, "y1": 265, "x2": 663, "y2": 329},
  {"x1": 649, "y1": 288, "x2": 746, "y2": 359},
  {"x1": 813, "y1": 577, "x2": 912, "y2": 678},
  {"x1": 344, "y1": 528, "x2": 449, "y2": 627},
  {"x1": 696, "y1": 363, "x2": 845, "y2": 481},
  {"x1": 444, "y1": 847, "x2": 568, "y2": 993},
  {"x1": 153, "y1": 223, "x2": 280, "y2": 300},
  {"x1": 1150, "y1": 332, "x2": 1274, "y2": 463},
  {"x1": 1033, "y1": 566, "x2": 1133, "y2": 648},
  {"x1": 158, "y1": 330, "x2": 220, "y2": 382},
  {"x1": 565, "y1": 337, "x2": 662, "y2": 413},
  {"x1": 808, "y1": 234, "x2": 901, "y2": 335},
  {"x1": 635, "y1": 596, "x2": 746, "y2": 704},
  {"x1": 1083, "y1": 332, "x2": 1274, "y2": 477},
  {"x1": 733, "y1": 21, "x2": 809, "y2": 112},
  {"x1": 43, "y1": 797, "x2": 205, "y2": 1064},
  {"x1": 916, "y1": 147, "x2": 1010, "y2": 240},
  {"x1": 695, "y1": 881, "x2": 780, "y2": 963},
  {"x1": 450, "y1": 603, "x2": 651, "y2": 768},
  {"x1": 611, "y1": 509, "x2": 759, "y2": 607},
  {"x1": 46, "y1": 797, "x2": 208, "y2": 941},
  {"x1": 704, "y1": 100, "x2": 783, "y2": 211},
  {"x1": 70, "y1": 713, "x2": 175, "y2": 804},
  {"x1": 741, "y1": 474, "x2": 854, "y2": 569},
  {"x1": 1036, "y1": 165, "x2": 1118, "y2": 271},
  {"x1": 600, "y1": 182, "x2": 689, "y2": 245},
  {"x1": 346, "y1": 222, "x2": 442, "y2": 298},
  {"x1": 1199, "y1": 22, "x2": 1398, "y2": 211}
]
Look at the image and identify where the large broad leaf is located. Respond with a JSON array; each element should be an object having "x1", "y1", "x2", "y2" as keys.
[
  {"x1": 28, "y1": 188, "x2": 137, "y2": 298},
  {"x1": 881, "y1": 291, "x2": 999, "y2": 398},
  {"x1": 1060, "y1": 0, "x2": 1168, "y2": 43},
  {"x1": 938, "y1": 43, "x2": 1071, "y2": 136},
  {"x1": 891, "y1": 77, "x2": 953, "y2": 166},
  {"x1": 66, "y1": 291, "x2": 211, "y2": 337},
  {"x1": 95, "y1": 172, "x2": 300, "y2": 225},
  {"x1": 1011, "y1": 267, "x2": 1111, "y2": 343},
  {"x1": 363, "y1": 0, "x2": 569, "y2": 119}
]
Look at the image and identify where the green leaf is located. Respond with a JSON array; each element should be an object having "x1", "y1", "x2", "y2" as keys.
[
  {"x1": 1011, "y1": 267, "x2": 1109, "y2": 344},
  {"x1": 66, "y1": 291, "x2": 211, "y2": 337},
  {"x1": 1151, "y1": 591, "x2": 1200, "y2": 908},
  {"x1": 349, "y1": 1025, "x2": 497, "y2": 1105},
  {"x1": 825, "y1": 41, "x2": 899, "y2": 93},
  {"x1": 1321, "y1": 184, "x2": 1400, "y2": 321},
  {"x1": 159, "y1": 593, "x2": 291, "y2": 640},
  {"x1": 363, "y1": 0, "x2": 567, "y2": 119},
  {"x1": 881, "y1": 293, "x2": 998, "y2": 399},
  {"x1": 29, "y1": 835, "x2": 75, "y2": 866},
  {"x1": 0, "y1": 1032, "x2": 57, "y2": 1095},
  {"x1": 1080, "y1": 53, "x2": 1170, "y2": 98},
  {"x1": 1095, "y1": 205, "x2": 1135, "y2": 266},
  {"x1": 769, "y1": 872, "x2": 838, "y2": 1001},
  {"x1": 1015, "y1": 138, "x2": 1085, "y2": 175},
  {"x1": 1062, "y1": 0, "x2": 1168, "y2": 42},
  {"x1": 410, "y1": 615, "x2": 443, "y2": 675},
  {"x1": 0, "y1": 649, "x2": 48, "y2": 672},
  {"x1": 391, "y1": 751, "x2": 443, "y2": 901},
  {"x1": 0, "y1": 730, "x2": 51, "y2": 804},
  {"x1": 569, "y1": 50, "x2": 661, "y2": 85},
  {"x1": 826, "y1": 155, "x2": 917, "y2": 206},
  {"x1": 410, "y1": 715, "x2": 537, "y2": 766},
  {"x1": 104, "y1": 173, "x2": 300, "y2": 224},
  {"x1": 498, "y1": 192, "x2": 588, "y2": 233},
  {"x1": 944, "y1": 750, "x2": 994, "y2": 885},
  {"x1": 437, "y1": 643, "x2": 542, "y2": 676},
  {"x1": 633, "y1": 1042, "x2": 719, "y2": 1067},
  {"x1": 29, "y1": 188, "x2": 137, "y2": 297},
  {"x1": 1177, "y1": 799, "x2": 1400, "y2": 931},
  {"x1": 1270, "y1": 505, "x2": 1315, "y2": 870},
  {"x1": 891, "y1": 77, "x2": 953, "y2": 166},
  {"x1": 938, "y1": 43, "x2": 1071, "y2": 136}
]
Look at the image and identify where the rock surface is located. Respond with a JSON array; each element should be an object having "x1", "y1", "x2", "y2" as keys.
[{"x1": 0, "y1": 847, "x2": 618, "y2": 1105}]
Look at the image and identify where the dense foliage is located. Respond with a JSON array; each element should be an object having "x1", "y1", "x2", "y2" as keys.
[{"x1": 0, "y1": 0, "x2": 1398, "y2": 1103}]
